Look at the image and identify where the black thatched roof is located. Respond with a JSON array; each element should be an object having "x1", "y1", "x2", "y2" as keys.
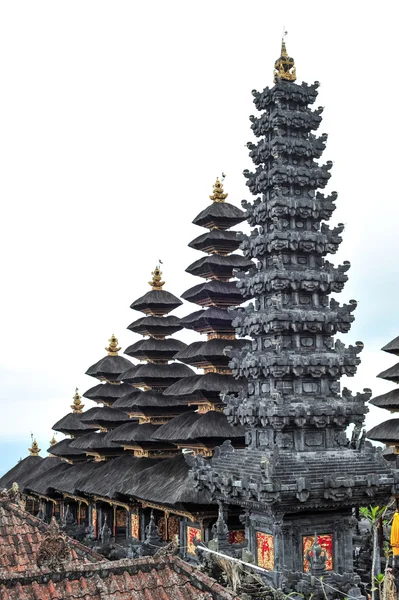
[
  {"x1": 153, "y1": 411, "x2": 245, "y2": 443},
  {"x1": 120, "y1": 362, "x2": 195, "y2": 388},
  {"x1": 382, "y1": 335, "x2": 399, "y2": 356},
  {"x1": 127, "y1": 315, "x2": 182, "y2": 337},
  {"x1": 83, "y1": 382, "x2": 132, "y2": 404},
  {"x1": 51, "y1": 460, "x2": 103, "y2": 496},
  {"x1": 85, "y1": 354, "x2": 133, "y2": 382},
  {"x1": 181, "y1": 280, "x2": 243, "y2": 308},
  {"x1": 130, "y1": 289, "x2": 182, "y2": 316},
  {"x1": 69, "y1": 432, "x2": 121, "y2": 451},
  {"x1": 175, "y1": 338, "x2": 247, "y2": 368},
  {"x1": 80, "y1": 406, "x2": 130, "y2": 428},
  {"x1": 48, "y1": 438, "x2": 88, "y2": 460},
  {"x1": 180, "y1": 307, "x2": 237, "y2": 334},
  {"x1": 163, "y1": 373, "x2": 244, "y2": 398},
  {"x1": 122, "y1": 390, "x2": 189, "y2": 409},
  {"x1": 112, "y1": 390, "x2": 143, "y2": 410},
  {"x1": 104, "y1": 423, "x2": 160, "y2": 444},
  {"x1": 188, "y1": 229, "x2": 241, "y2": 254},
  {"x1": 78, "y1": 455, "x2": 160, "y2": 499},
  {"x1": 24, "y1": 461, "x2": 73, "y2": 497},
  {"x1": 378, "y1": 362, "x2": 399, "y2": 383},
  {"x1": 369, "y1": 388, "x2": 399, "y2": 410},
  {"x1": 0, "y1": 455, "x2": 42, "y2": 490},
  {"x1": 118, "y1": 453, "x2": 212, "y2": 506},
  {"x1": 52, "y1": 411, "x2": 98, "y2": 436},
  {"x1": 185, "y1": 254, "x2": 252, "y2": 280},
  {"x1": 367, "y1": 419, "x2": 399, "y2": 443},
  {"x1": 192, "y1": 202, "x2": 245, "y2": 230},
  {"x1": 124, "y1": 338, "x2": 186, "y2": 361}
]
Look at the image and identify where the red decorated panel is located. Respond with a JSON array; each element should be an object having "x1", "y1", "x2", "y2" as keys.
[
  {"x1": 303, "y1": 533, "x2": 333, "y2": 572},
  {"x1": 256, "y1": 532, "x2": 274, "y2": 570},
  {"x1": 187, "y1": 526, "x2": 201, "y2": 555},
  {"x1": 229, "y1": 530, "x2": 246, "y2": 544},
  {"x1": 131, "y1": 513, "x2": 140, "y2": 539}
]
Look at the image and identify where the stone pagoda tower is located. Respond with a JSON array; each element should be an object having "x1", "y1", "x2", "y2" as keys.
[{"x1": 193, "y1": 40, "x2": 398, "y2": 591}]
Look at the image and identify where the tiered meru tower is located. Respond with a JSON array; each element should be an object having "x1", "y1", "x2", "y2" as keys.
[{"x1": 193, "y1": 41, "x2": 398, "y2": 587}]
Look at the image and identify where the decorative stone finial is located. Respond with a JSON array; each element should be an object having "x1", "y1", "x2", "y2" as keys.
[
  {"x1": 37, "y1": 516, "x2": 72, "y2": 570},
  {"x1": 71, "y1": 388, "x2": 84, "y2": 413},
  {"x1": 273, "y1": 35, "x2": 296, "y2": 83},
  {"x1": 209, "y1": 177, "x2": 228, "y2": 203},
  {"x1": 149, "y1": 266, "x2": 165, "y2": 290},
  {"x1": 49, "y1": 433, "x2": 57, "y2": 446},
  {"x1": 105, "y1": 334, "x2": 121, "y2": 356},
  {"x1": 29, "y1": 436, "x2": 41, "y2": 456},
  {"x1": 306, "y1": 533, "x2": 327, "y2": 575}
]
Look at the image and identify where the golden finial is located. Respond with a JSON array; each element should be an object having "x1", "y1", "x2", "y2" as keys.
[
  {"x1": 273, "y1": 32, "x2": 296, "y2": 83},
  {"x1": 105, "y1": 334, "x2": 121, "y2": 356},
  {"x1": 71, "y1": 387, "x2": 84, "y2": 413},
  {"x1": 149, "y1": 265, "x2": 165, "y2": 290},
  {"x1": 49, "y1": 433, "x2": 57, "y2": 446},
  {"x1": 209, "y1": 177, "x2": 228, "y2": 203},
  {"x1": 29, "y1": 435, "x2": 41, "y2": 456}
]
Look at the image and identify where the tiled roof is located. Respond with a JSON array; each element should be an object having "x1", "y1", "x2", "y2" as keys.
[
  {"x1": 0, "y1": 555, "x2": 240, "y2": 599},
  {"x1": 0, "y1": 498, "x2": 102, "y2": 573}
]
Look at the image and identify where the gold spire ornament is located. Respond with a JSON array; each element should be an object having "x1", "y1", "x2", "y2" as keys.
[
  {"x1": 71, "y1": 387, "x2": 84, "y2": 413},
  {"x1": 273, "y1": 36, "x2": 296, "y2": 83},
  {"x1": 149, "y1": 265, "x2": 165, "y2": 290},
  {"x1": 209, "y1": 177, "x2": 228, "y2": 203},
  {"x1": 49, "y1": 433, "x2": 57, "y2": 446},
  {"x1": 29, "y1": 436, "x2": 41, "y2": 456},
  {"x1": 105, "y1": 334, "x2": 121, "y2": 356}
]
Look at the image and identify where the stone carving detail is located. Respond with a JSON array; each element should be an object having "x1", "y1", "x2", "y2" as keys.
[{"x1": 37, "y1": 517, "x2": 72, "y2": 570}]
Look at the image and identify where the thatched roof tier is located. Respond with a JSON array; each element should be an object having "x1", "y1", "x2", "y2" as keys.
[
  {"x1": 52, "y1": 409, "x2": 99, "y2": 436},
  {"x1": 85, "y1": 354, "x2": 133, "y2": 382},
  {"x1": 104, "y1": 423, "x2": 160, "y2": 444},
  {"x1": 367, "y1": 419, "x2": 399, "y2": 443},
  {"x1": 118, "y1": 390, "x2": 189, "y2": 409},
  {"x1": 80, "y1": 406, "x2": 130, "y2": 429},
  {"x1": 69, "y1": 432, "x2": 123, "y2": 456},
  {"x1": 117, "y1": 454, "x2": 212, "y2": 507},
  {"x1": 130, "y1": 289, "x2": 182, "y2": 316},
  {"x1": 50, "y1": 460, "x2": 103, "y2": 496},
  {"x1": 377, "y1": 362, "x2": 399, "y2": 383},
  {"x1": 112, "y1": 390, "x2": 143, "y2": 410},
  {"x1": 175, "y1": 338, "x2": 247, "y2": 369},
  {"x1": 181, "y1": 280, "x2": 243, "y2": 308},
  {"x1": 192, "y1": 201, "x2": 245, "y2": 231},
  {"x1": 120, "y1": 362, "x2": 195, "y2": 389},
  {"x1": 128, "y1": 315, "x2": 182, "y2": 338},
  {"x1": 185, "y1": 253, "x2": 252, "y2": 280},
  {"x1": 153, "y1": 411, "x2": 245, "y2": 443},
  {"x1": 369, "y1": 388, "x2": 399, "y2": 410},
  {"x1": 163, "y1": 372, "x2": 244, "y2": 399},
  {"x1": 82, "y1": 382, "x2": 132, "y2": 405},
  {"x1": 77, "y1": 455, "x2": 160, "y2": 499},
  {"x1": 48, "y1": 439, "x2": 88, "y2": 461},
  {"x1": 0, "y1": 455, "x2": 43, "y2": 490},
  {"x1": 24, "y1": 462, "x2": 74, "y2": 497},
  {"x1": 124, "y1": 338, "x2": 186, "y2": 362},
  {"x1": 188, "y1": 229, "x2": 241, "y2": 254},
  {"x1": 382, "y1": 335, "x2": 399, "y2": 356},
  {"x1": 180, "y1": 307, "x2": 237, "y2": 335}
]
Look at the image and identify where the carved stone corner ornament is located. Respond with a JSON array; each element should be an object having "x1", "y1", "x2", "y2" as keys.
[{"x1": 37, "y1": 517, "x2": 72, "y2": 570}]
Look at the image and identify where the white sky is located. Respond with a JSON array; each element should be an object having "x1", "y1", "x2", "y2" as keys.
[{"x1": 0, "y1": 1, "x2": 398, "y2": 456}]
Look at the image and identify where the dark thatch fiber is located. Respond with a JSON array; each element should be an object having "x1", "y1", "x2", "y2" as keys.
[
  {"x1": 130, "y1": 289, "x2": 182, "y2": 315},
  {"x1": 181, "y1": 307, "x2": 237, "y2": 331},
  {"x1": 378, "y1": 362, "x2": 399, "y2": 383},
  {"x1": 83, "y1": 382, "x2": 132, "y2": 402},
  {"x1": 117, "y1": 454, "x2": 212, "y2": 506},
  {"x1": 122, "y1": 390, "x2": 189, "y2": 408},
  {"x1": 85, "y1": 354, "x2": 133, "y2": 381},
  {"x1": 112, "y1": 390, "x2": 143, "y2": 410},
  {"x1": 382, "y1": 335, "x2": 399, "y2": 356},
  {"x1": 52, "y1": 460, "x2": 104, "y2": 496},
  {"x1": 127, "y1": 315, "x2": 182, "y2": 337},
  {"x1": 181, "y1": 280, "x2": 243, "y2": 306},
  {"x1": 369, "y1": 388, "x2": 399, "y2": 409},
  {"x1": 124, "y1": 338, "x2": 186, "y2": 360},
  {"x1": 0, "y1": 455, "x2": 42, "y2": 490},
  {"x1": 104, "y1": 423, "x2": 160, "y2": 444},
  {"x1": 80, "y1": 406, "x2": 130, "y2": 427},
  {"x1": 48, "y1": 438, "x2": 88, "y2": 459},
  {"x1": 188, "y1": 229, "x2": 241, "y2": 253},
  {"x1": 367, "y1": 419, "x2": 399, "y2": 443},
  {"x1": 120, "y1": 362, "x2": 194, "y2": 387},
  {"x1": 24, "y1": 462, "x2": 73, "y2": 496},
  {"x1": 185, "y1": 253, "x2": 252, "y2": 278},
  {"x1": 163, "y1": 373, "x2": 244, "y2": 397},
  {"x1": 52, "y1": 411, "x2": 97, "y2": 435},
  {"x1": 192, "y1": 201, "x2": 245, "y2": 230},
  {"x1": 153, "y1": 411, "x2": 245, "y2": 442},
  {"x1": 69, "y1": 432, "x2": 120, "y2": 450},
  {"x1": 175, "y1": 338, "x2": 247, "y2": 366}
]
